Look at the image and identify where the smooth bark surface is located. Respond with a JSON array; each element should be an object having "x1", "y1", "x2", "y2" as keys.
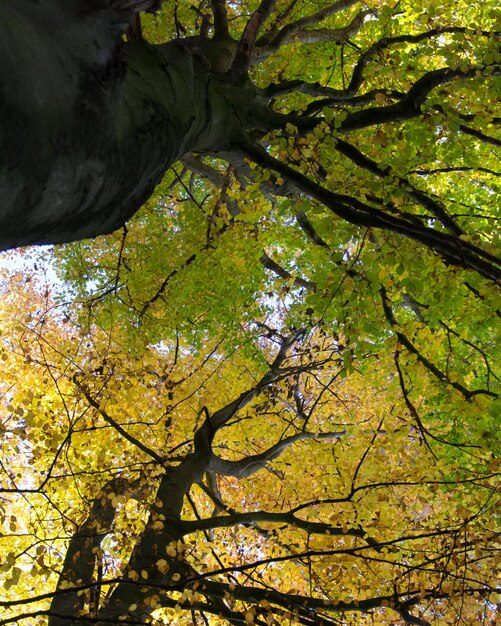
[
  {"x1": 0, "y1": 1, "x2": 251, "y2": 249},
  {"x1": 1, "y1": 2, "x2": 498, "y2": 284}
]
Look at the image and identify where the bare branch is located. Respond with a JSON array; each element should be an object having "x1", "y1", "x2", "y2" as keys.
[
  {"x1": 210, "y1": 0, "x2": 229, "y2": 39},
  {"x1": 254, "y1": 7, "x2": 370, "y2": 63},
  {"x1": 229, "y1": 0, "x2": 276, "y2": 78},
  {"x1": 210, "y1": 430, "x2": 345, "y2": 478}
]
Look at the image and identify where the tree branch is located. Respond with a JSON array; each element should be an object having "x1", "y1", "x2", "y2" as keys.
[
  {"x1": 257, "y1": 0, "x2": 360, "y2": 45},
  {"x1": 229, "y1": 0, "x2": 276, "y2": 78},
  {"x1": 295, "y1": 211, "x2": 330, "y2": 247},
  {"x1": 264, "y1": 80, "x2": 403, "y2": 106},
  {"x1": 254, "y1": 5, "x2": 369, "y2": 62},
  {"x1": 199, "y1": 331, "x2": 305, "y2": 438},
  {"x1": 346, "y1": 27, "x2": 485, "y2": 94},
  {"x1": 210, "y1": 0, "x2": 229, "y2": 39},
  {"x1": 102, "y1": 0, "x2": 165, "y2": 11},
  {"x1": 73, "y1": 375, "x2": 165, "y2": 463},
  {"x1": 186, "y1": 577, "x2": 443, "y2": 625},
  {"x1": 210, "y1": 430, "x2": 345, "y2": 478},
  {"x1": 459, "y1": 122, "x2": 501, "y2": 147},
  {"x1": 239, "y1": 142, "x2": 501, "y2": 281},
  {"x1": 86, "y1": 335, "x2": 304, "y2": 622},
  {"x1": 260, "y1": 251, "x2": 316, "y2": 290},
  {"x1": 380, "y1": 287, "x2": 497, "y2": 400},
  {"x1": 333, "y1": 136, "x2": 464, "y2": 235},
  {"x1": 181, "y1": 508, "x2": 376, "y2": 545},
  {"x1": 340, "y1": 67, "x2": 483, "y2": 130}
]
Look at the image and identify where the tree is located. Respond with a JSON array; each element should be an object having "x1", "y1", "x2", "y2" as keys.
[
  {"x1": 0, "y1": 0, "x2": 499, "y2": 283},
  {"x1": 0, "y1": 266, "x2": 498, "y2": 626},
  {"x1": 0, "y1": 1, "x2": 499, "y2": 625}
]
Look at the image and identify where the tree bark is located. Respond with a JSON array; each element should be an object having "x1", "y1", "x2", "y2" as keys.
[{"x1": 0, "y1": 1, "x2": 252, "y2": 250}]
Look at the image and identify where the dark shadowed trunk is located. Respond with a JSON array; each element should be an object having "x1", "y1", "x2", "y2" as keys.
[
  {"x1": 1, "y1": 1, "x2": 499, "y2": 280},
  {"x1": 0, "y1": 0, "x2": 254, "y2": 249}
]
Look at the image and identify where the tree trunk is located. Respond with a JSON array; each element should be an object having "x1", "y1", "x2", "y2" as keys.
[{"x1": 0, "y1": 1, "x2": 251, "y2": 250}]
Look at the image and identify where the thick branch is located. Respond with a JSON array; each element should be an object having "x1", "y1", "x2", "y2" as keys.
[
  {"x1": 254, "y1": 5, "x2": 369, "y2": 62},
  {"x1": 92, "y1": 336, "x2": 303, "y2": 622},
  {"x1": 343, "y1": 67, "x2": 475, "y2": 127},
  {"x1": 295, "y1": 210, "x2": 330, "y2": 247},
  {"x1": 347, "y1": 27, "x2": 480, "y2": 94},
  {"x1": 291, "y1": 14, "x2": 371, "y2": 46},
  {"x1": 181, "y1": 508, "x2": 375, "y2": 545},
  {"x1": 95, "y1": 455, "x2": 207, "y2": 622},
  {"x1": 229, "y1": 0, "x2": 276, "y2": 77},
  {"x1": 210, "y1": 0, "x2": 229, "y2": 39},
  {"x1": 197, "y1": 332, "x2": 304, "y2": 442},
  {"x1": 239, "y1": 142, "x2": 501, "y2": 281},
  {"x1": 104, "y1": 0, "x2": 164, "y2": 10},
  {"x1": 189, "y1": 578, "x2": 440, "y2": 625},
  {"x1": 257, "y1": 0, "x2": 360, "y2": 46},
  {"x1": 334, "y1": 136, "x2": 463, "y2": 235},
  {"x1": 274, "y1": 65, "x2": 494, "y2": 142},
  {"x1": 459, "y1": 122, "x2": 501, "y2": 147},
  {"x1": 264, "y1": 80, "x2": 402, "y2": 106},
  {"x1": 210, "y1": 431, "x2": 344, "y2": 478}
]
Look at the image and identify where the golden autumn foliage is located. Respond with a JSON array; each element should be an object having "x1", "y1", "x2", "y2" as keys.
[
  {"x1": 0, "y1": 252, "x2": 499, "y2": 625},
  {"x1": 0, "y1": 1, "x2": 500, "y2": 625}
]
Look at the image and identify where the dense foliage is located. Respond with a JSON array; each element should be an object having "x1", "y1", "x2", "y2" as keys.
[{"x1": 0, "y1": 1, "x2": 499, "y2": 625}]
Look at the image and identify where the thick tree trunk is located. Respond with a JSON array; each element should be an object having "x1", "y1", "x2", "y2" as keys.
[{"x1": 0, "y1": 1, "x2": 251, "y2": 250}]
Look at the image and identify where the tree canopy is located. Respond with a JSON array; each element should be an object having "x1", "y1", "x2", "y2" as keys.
[{"x1": 0, "y1": 1, "x2": 500, "y2": 625}]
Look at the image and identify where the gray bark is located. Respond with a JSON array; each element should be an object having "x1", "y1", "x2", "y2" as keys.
[{"x1": 0, "y1": 1, "x2": 253, "y2": 250}]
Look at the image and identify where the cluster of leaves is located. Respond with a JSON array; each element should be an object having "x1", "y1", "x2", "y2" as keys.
[
  {"x1": 0, "y1": 259, "x2": 498, "y2": 625},
  {"x1": 1, "y1": 0, "x2": 500, "y2": 625}
]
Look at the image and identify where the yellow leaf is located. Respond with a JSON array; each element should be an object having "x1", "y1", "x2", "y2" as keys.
[{"x1": 156, "y1": 559, "x2": 169, "y2": 574}]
